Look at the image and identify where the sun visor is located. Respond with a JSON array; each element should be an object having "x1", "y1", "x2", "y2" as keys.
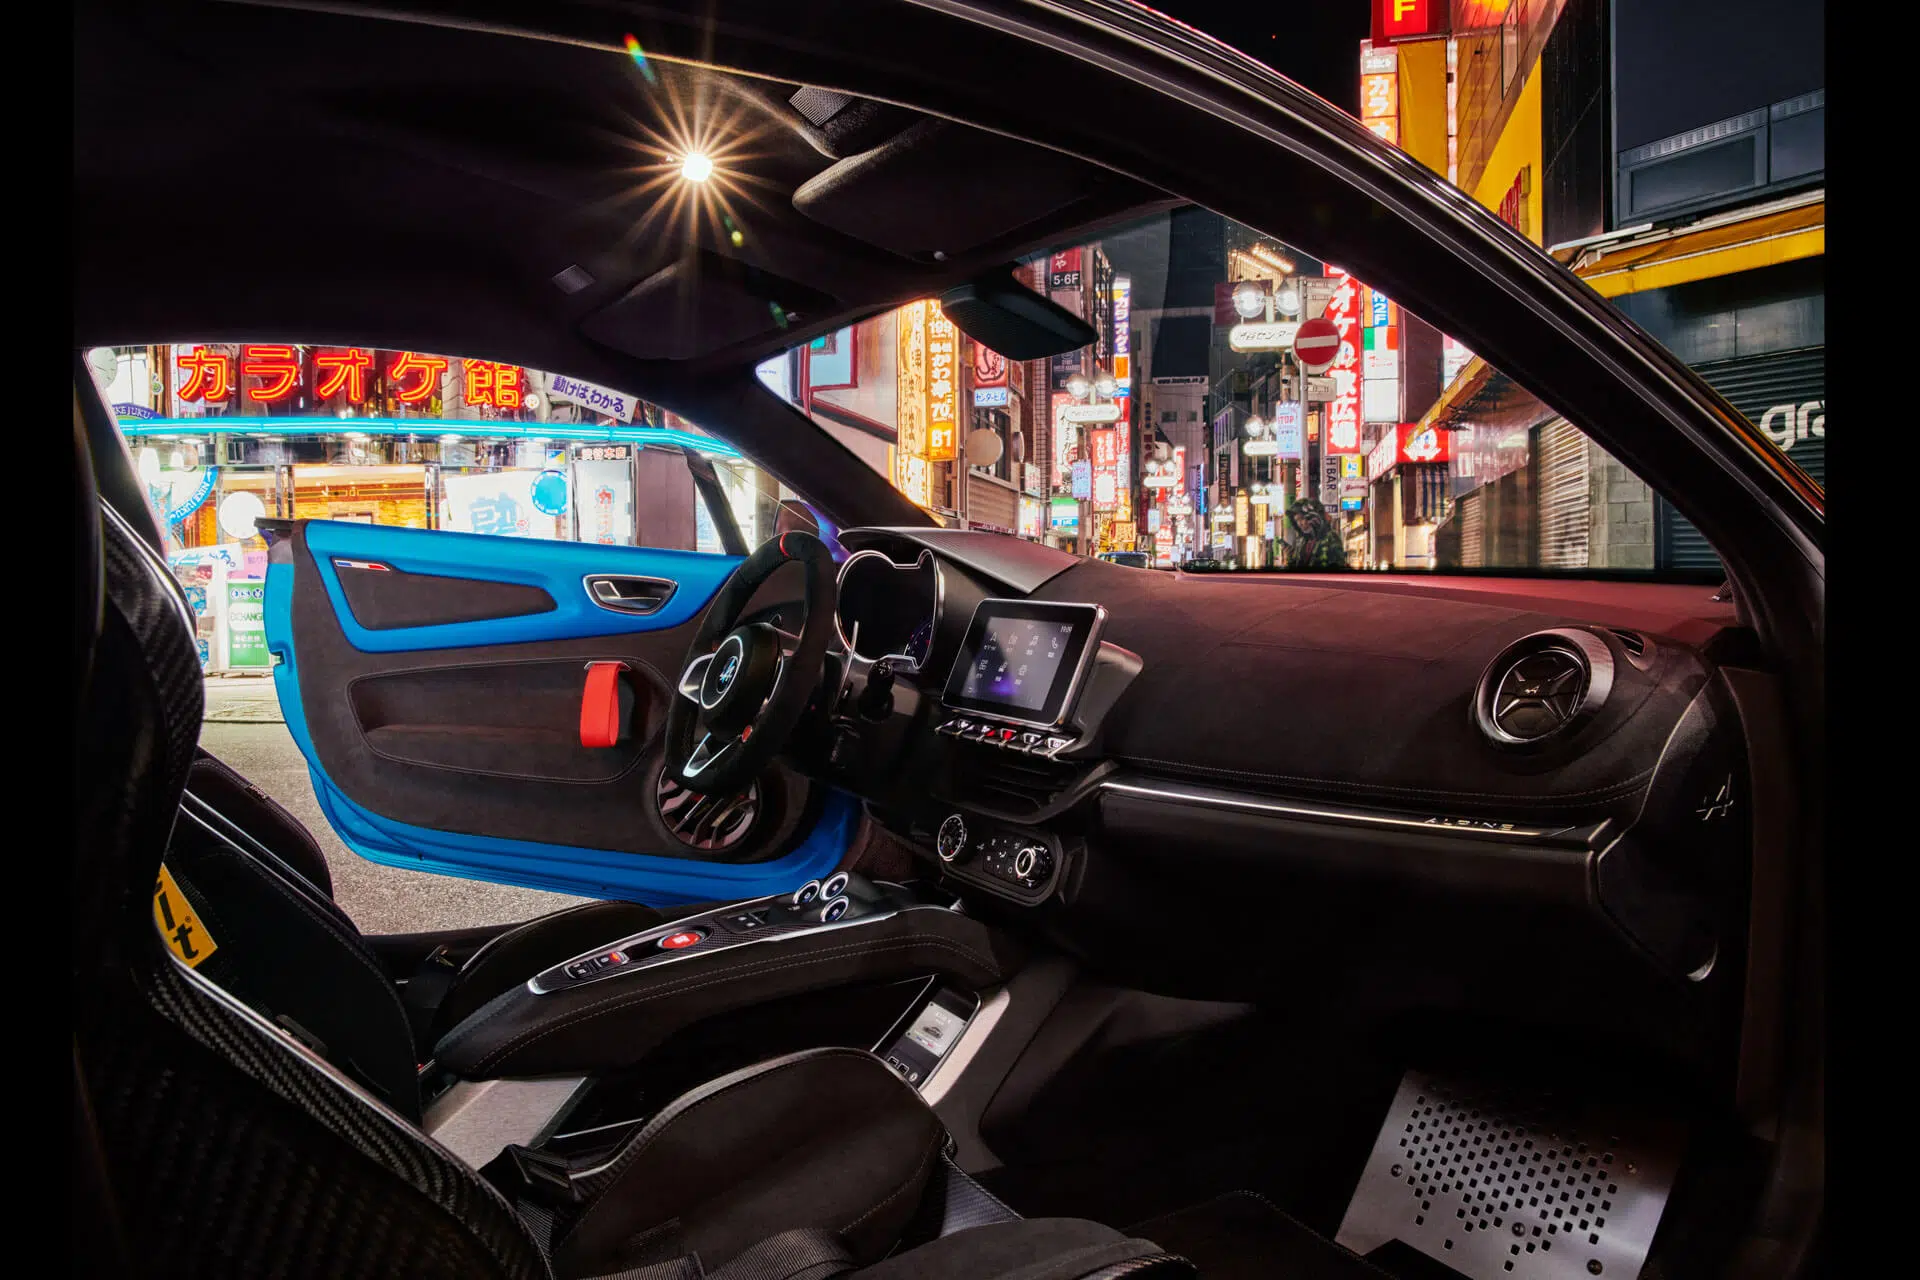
[
  {"x1": 579, "y1": 252, "x2": 835, "y2": 361},
  {"x1": 792, "y1": 119, "x2": 1098, "y2": 260}
]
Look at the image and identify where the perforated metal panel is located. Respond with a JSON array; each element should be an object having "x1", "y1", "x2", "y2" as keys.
[{"x1": 1336, "y1": 1071, "x2": 1684, "y2": 1280}]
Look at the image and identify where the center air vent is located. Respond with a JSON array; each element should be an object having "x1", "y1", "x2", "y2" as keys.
[
  {"x1": 1473, "y1": 630, "x2": 1616, "y2": 749},
  {"x1": 1490, "y1": 650, "x2": 1587, "y2": 740}
]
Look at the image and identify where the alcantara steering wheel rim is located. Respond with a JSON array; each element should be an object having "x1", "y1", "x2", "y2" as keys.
[{"x1": 666, "y1": 531, "x2": 838, "y2": 794}]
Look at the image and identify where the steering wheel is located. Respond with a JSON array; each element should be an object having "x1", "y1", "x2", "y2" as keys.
[{"x1": 667, "y1": 530, "x2": 839, "y2": 794}]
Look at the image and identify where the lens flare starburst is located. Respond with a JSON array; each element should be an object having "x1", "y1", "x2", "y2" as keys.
[{"x1": 586, "y1": 47, "x2": 787, "y2": 271}]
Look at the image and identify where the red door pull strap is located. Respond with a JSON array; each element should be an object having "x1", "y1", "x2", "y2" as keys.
[{"x1": 580, "y1": 661, "x2": 628, "y2": 748}]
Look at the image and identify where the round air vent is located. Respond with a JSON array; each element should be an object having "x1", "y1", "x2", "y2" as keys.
[{"x1": 1473, "y1": 629, "x2": 1615, "y2": 748}]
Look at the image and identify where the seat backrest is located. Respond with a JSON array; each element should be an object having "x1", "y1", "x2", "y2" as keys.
[
  {"x1": 71, "y1": 373, "x2": 552, "y2": 1280},
  {"x1": 165, "y1": 779, "x2": 425, "y2": 1120},
  {"x1": 184, "y1": 749, "x2": 335, "y2": 898}
]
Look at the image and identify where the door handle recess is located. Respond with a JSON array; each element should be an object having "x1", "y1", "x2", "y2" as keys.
[{"x1": 585, "y1": 575, "x2": 678, "y2": 615}]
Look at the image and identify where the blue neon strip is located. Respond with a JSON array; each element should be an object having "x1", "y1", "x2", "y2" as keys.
[{"x1": 118, "y1": 415, "x2": 742, "y2": 459}]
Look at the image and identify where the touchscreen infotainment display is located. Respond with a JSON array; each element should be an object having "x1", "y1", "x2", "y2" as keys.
[
  {"x1": 957, "y1": 616, "x2": 1074, "y2": 712},
  {"x1": 942, "y1": 599, "x2": 1104, "y2": 727}
]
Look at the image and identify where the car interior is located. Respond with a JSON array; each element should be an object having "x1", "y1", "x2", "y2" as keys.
[{"x1": 73, "y1": 3, "x2": 1823, "y2": 1279}]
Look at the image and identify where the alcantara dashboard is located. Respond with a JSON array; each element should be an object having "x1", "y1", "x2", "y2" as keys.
[{"x1": 817, "y1": 526, "x2": 1757, "y2": 1020}]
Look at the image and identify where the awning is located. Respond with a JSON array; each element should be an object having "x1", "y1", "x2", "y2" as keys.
[
  {"x1": 1560, "y1": 190, "x2": 1824, "y2": 299},
  {"x1": 1415, "y1": 357, "x2": 1555, "y2": 438}
]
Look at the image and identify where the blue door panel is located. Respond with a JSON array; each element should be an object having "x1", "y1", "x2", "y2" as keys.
[
  {"x1": 266, "y1": 530, "x2": 854, "y2": 905},
  {"x1": 305, "y1": 520, "x2": 742, "y2": 653}
]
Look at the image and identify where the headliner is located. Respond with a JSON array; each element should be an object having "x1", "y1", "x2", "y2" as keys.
[{"x1": 74, "y1": 2, "x2": 1165, "y2": 379}]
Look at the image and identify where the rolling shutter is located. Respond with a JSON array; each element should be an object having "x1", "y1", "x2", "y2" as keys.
[
  {"x1": 1457, "y1": 489, "x2": 1486, "y2": 568},
  {"x1": 1656, "y1": 346, "x2": 1824, "y2": 573},
  {"x1": 1534, "y1": 418, "x2": 1590, "y2": 569}
]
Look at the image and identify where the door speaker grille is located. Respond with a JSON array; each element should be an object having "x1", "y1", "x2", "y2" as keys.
[
  {"x1": 656, "y1": 774, "x2": 760, "y2": 852},
  {"x1": 1336, "y1": 1070, "x2": 1684, "y2": 1280}
]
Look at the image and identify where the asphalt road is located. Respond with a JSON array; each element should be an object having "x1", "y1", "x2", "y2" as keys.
[{"x1": 199, "y1": 675, "x2": 590, "y2": 936}]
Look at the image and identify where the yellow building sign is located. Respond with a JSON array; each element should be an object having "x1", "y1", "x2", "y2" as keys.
[
  {"x1": 894, "y1": 301, "x2": 932, "y2": 506},
  {"x1": 926, "y1": 301, "x2": 958, "y2": 462}
]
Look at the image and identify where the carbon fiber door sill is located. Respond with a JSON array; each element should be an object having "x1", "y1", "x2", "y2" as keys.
[{"x1": 1335, "y1": 1070, "x2": 1684, "y2": 1280}]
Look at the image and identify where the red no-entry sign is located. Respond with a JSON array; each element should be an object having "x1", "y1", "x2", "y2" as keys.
[{"x1": 1292, "y1": 316, "x2": 1341, "y2": 373}]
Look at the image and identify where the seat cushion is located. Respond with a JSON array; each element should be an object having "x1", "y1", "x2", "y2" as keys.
[{"x1": 552, "y1": 1048, "x2": 945, "y2": 1277}]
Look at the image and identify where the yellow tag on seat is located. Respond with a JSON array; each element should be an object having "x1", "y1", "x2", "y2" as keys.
[{"x1": 153, "y1": 863, "x2": 219, "y2": 969}]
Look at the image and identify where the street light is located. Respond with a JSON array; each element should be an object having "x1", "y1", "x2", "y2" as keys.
[
  {"x1": 1094, "y1": 372, "x2": 1118, "y2": 398},
  {"x1": 1231, "y1": 281, "x2": 1266, "y2": 319},
  {"x1": 1065, "y1": 373, "x2": 1091, "y2": 400}
]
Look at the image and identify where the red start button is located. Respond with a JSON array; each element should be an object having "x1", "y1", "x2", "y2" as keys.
[{"x1": 658, "y1": 930, "x2": 705, "y2": 951}]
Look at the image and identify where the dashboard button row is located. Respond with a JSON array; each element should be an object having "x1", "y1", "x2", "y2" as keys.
[{"x1": 935, "y1": 717, "x2": 1074, "y2": 759}]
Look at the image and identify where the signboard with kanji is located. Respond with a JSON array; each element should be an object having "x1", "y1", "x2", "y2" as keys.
[
  {"x1": 1322, "y1": 272, "x2": 1365, "y2": 455},
  {"x1": 926, "y1": 301, "x2": 959, "y2": 462}
]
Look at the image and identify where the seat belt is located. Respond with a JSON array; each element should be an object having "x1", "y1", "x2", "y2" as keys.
[
  {"x1": 579, "y1": 1228, "x2": 856, "y2": 1280},
  {"x1": 400, "y1": 944, "x2": 462, "y2": 1054}
]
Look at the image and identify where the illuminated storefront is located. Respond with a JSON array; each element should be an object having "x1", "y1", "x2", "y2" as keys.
[{"x1": 93, "y1": 343, "x2": 764, "y2": 671}]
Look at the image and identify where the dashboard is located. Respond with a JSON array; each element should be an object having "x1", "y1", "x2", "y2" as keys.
[{"x1": 816, "y1": 525, "x2": 1762, "y2": 1068}]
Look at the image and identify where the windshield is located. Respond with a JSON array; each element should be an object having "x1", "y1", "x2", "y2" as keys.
[{"x1": 757, "y1": 204, "x2": 1820, "y2": 577}]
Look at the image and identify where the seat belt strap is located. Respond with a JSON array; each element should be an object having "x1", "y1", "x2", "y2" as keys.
[{"x1": 400, "y1": 944, "x2": 461, "y2": 1053}]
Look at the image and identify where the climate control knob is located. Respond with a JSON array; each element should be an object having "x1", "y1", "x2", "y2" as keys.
[
  {"x1": 936, "y1": 814, "x2": 970, "y2": 864},
  {"x1": 1013, "y1": 845, "x2": 1047, "y2": 881}
]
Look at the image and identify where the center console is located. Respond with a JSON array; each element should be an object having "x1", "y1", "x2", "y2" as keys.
[
  {"x1": 868, "y1": 598, "x2": 1140, "y2": 907},
  {"x1": 433, "y1": 872, "x2": 1020, "y2": 1081},
  {"x1": 525, "y1": 871, "x2": 911, "y2": 995}
]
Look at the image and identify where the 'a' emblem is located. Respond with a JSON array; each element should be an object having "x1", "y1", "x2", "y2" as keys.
[{"x1": 1696, "y1": 776, "x2": 1734, "y2": 823}]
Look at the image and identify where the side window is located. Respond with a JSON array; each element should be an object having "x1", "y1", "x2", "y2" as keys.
[{"x1": 87, "y1": 342, "x2": 827, "y2": 559}]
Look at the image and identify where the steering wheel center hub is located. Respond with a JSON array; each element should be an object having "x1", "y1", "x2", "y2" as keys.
[
  {"x1": 699, "y1": 625, "x2": 781, "y2": 732},
  {"x1": 669, "y1": 530, "x2": 838, "y2": 794}
]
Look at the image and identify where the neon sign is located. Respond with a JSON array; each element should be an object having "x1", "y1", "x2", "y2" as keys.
[
  {"x1": 177, "y1": 347, "x2": 232, "y2": 402},
  {"x1": 388, "y1": 351, "x2": 448, "y2": 404},
  {"x1": 169, "y1": 345, "x2": 524, "y2": 409},
  {"x1": 314, "y1": 348, "x2": 373, "y2": 402},
  {"x1": 241, "y1": 345, "x2": 300, "y2": 403}
]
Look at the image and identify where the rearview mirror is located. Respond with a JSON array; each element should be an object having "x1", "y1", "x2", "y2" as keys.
[{"x1": 939, "y1": 270, "x2": 1098, "y2": 359}]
